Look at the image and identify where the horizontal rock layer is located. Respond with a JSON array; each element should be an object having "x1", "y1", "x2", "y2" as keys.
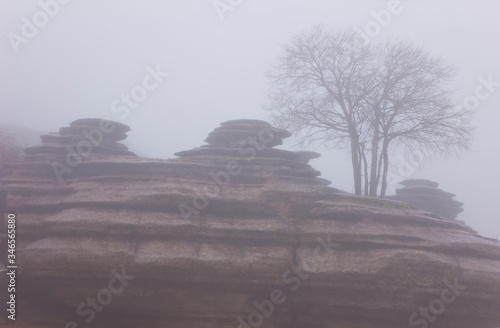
[{"x1": 1, "y1": 119, "x2": 499, "y2": 328}]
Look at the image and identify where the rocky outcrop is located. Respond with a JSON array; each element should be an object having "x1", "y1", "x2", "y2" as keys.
[
  {"x1": 1, "y1": 119, "x2": 500, "y2": 328},
  {"x1": 389, "y1": 179, "x2": 464, "y2": 221},
  {"x1": 23, "y1": 118, "x2": 136, "y2": 163}
]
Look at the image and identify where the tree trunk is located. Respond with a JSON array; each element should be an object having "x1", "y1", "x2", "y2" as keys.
[
  {"x1": 350, "y1": 138, "x2": 362, "y2": 195},
  {"x1": 368, "y1": 141, "x2": 379, "y2": 196},
  {"x1": 368, "y1": 129, "x2": 380, "y2": 197},
  {"x1": 367, "y1": 106, "x2": 382, "y2": 197},
  {"x1": 361, "y1": 146, "x2": 369, "y2": 196},
  {"x1": 380, "y1": 139, "x2": 390, "y2": 197}
]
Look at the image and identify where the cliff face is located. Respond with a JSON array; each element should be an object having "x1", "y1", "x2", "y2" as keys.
[{"x1": 1, "y1": 118, "x2": 500, "y2": 328}]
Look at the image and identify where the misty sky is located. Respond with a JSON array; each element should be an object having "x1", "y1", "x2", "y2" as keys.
[{"x1": 1, "y1": 0, "x2": 499, "y2": 239}]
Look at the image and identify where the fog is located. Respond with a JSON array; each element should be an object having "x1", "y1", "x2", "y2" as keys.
[{"x1": 1, "y1": 0, "x2": 499, "y2": 239}]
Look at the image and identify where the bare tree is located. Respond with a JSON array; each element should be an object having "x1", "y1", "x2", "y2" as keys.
[
  {"x1": 266, "y1": 26, "x2": 376, "y2": 195},
  {"x1": 266, "y1": 25, "x2": 472, "y2": 196},
  {"x1": 366, "y1": 40, "x2": 472, "y2": 196}
]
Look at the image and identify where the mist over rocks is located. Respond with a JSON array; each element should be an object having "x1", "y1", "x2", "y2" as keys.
[
  {"x1": 203, "y1": 119, "x2": 292, "y2": 149},
  {"x1": 1, "y1": 118, "x2": 500, "y2": 328},
  {"x1": 175, "y1": 120, "x2": 328, "y2": 186},
  {"x1": 24, "y1": 118, "x2": 137, "y2": 160},
  {"x1": 388, "y1": 179, "x2": 464, "y2": 221}
]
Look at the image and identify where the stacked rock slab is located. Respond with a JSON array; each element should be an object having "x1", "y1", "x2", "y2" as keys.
[
  {"x1": 174, "y1": 119, "x2": 332, "y2": 187},
  {"x1": 1, "y1": 119, "x2": 500, "y2": 328},
  {"x1": 390, "y1": 179, "x2": 464, "y2": 221},
  {"x1": 204, "y1": 119, "x2": 291, "y2": 148},
  {"x1": 23, "y1": 118, "x2": 136, "y2": 163}
]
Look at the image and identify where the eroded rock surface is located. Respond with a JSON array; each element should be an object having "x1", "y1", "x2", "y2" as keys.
[{"x1": 1, "y1": 119, "x2": 500, "y2": 328}]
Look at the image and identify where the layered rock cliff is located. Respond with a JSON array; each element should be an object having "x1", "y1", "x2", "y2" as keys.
[{"x1": 1, "y1": 118, "x2": 500, "y2": 328}]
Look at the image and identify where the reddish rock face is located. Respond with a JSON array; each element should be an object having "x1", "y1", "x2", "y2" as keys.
[{"x1": 1, "y1": 118, "x2": 500, "y2": 328}]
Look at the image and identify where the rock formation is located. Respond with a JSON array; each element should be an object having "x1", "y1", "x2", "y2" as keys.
[
  {"x1": 389, "y1": 179, "x2": 464, "y2": 221},
  {"x1": 23, "y1": 118, "x2": 136, "y2": 163},
  {"x1": 1, "y1": 118, "x2": 500, "y2": 328}
]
